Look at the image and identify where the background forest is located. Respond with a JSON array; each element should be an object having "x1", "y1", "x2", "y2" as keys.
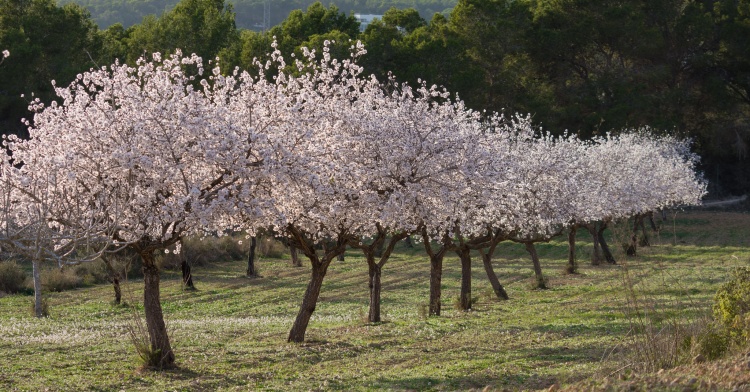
[{"x1": 1, "y1": 0, "x2": 749, "y2": 198}]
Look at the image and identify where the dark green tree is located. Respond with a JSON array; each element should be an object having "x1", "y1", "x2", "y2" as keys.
[
  {"x1": 269, "y1": 2, "x2": 359, "y2": 56},
  {"x1": 125, "y1": 0, "x2": 237, "y2": 64},
  {"x1": 449, "y1": 0, "x2": 547, "y2": 115},
  {"x1": 0, "y1": 0, "x2": 101, "y2": 136}
]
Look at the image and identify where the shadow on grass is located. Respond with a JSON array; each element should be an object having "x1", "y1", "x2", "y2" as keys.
[{"x1": 366, "y1": 372, "x2": 560, "y2": 391}]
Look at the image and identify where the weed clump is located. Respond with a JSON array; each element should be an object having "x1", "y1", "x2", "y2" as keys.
[
  {"x1": 0, "y1": 261, "x2": 28, "y2": 294},
  {"x1": 713, "y1": 266, "x2": 750, "y2": 345},
  {"x1": 689, "y1": 322, "x2": 730, "y2": 361},
  {"x1": 615, "y1": 263, "x2": 741, "y2": 375}
]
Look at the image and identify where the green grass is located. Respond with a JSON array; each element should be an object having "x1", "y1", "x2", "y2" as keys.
[{"x1": 0, "y1": 211, "x2": 748, "y2": 391}]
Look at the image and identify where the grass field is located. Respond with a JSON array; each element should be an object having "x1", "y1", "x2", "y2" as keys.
[{"x1": 0, "y1": 211, "x2": 748, "y2": 391}]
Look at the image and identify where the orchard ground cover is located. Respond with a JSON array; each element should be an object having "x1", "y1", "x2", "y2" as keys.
[{"x1": 0, "y1": 210, "x2": 748, "y2": 391}]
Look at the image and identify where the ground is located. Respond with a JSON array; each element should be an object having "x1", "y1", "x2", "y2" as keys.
[{"x1": 0, "y1": 210, "x2": 748, "y2": 391}]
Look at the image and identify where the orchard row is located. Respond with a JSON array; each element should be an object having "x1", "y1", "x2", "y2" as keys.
[{"x1": 0, "y1": 45, "x2": 705, "y2": 368}]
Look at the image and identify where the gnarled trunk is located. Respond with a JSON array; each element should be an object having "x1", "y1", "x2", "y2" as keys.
[
  {"x1": 101, "y1": 256, "x2": 122, "y2": 304},
  {"x1": 458, "y1": 249, "x2": 472, "y2": 311},
  {"x1": 141, "y1": 251, "x2": 175, "y2": 369},
  {"x1": 525, "y1": 242, "x2": 547, "y2": 289},
  {"x1": 428, "y1": 253, "x2": 443, "y2": 316},
  {"x1": 638, "y1": 216, "x2": 650, "y2": 246},
  {"x1": 368, "y1": 263, "x2": 382, "y2": 322},
  {"x1": 627, "y1": 215, "x2": 642, "y2": 256},
  {"x1": 588, "y1": 224, "x2": 602, "y2": 265},
  {"x1": 480, "y1": 249, "x2": 508, "y2": 300},
  {"x1": 113, "y1": 276, "x2": 122, "y2": 305},
  {"x1": 422, "y1": 229, "x2": 449, "y2": 317},
  {"x1": 32, "y1": 260, "x2": 44, "y2": 318},
  {"x1": 354, "y1": 232, "x2": 407, "y2": 323},
  {"x1": 288, "y1": 263, "x2": 328, "y2": 342},
  {"x1": 247, "y1": 236, "x2": 258, "y2": 277},
  {"x1": 567, "y1": 226, "x2": 578, "y2": 274},
  {"x1": 181, "y1": 260, "x2": 194, "y2": 289},
  {"x1": 290, "y1": 245, "x2": 301, "y2": 267},
  {"x1": 597, "y1": 223, "x2": 615, "y2": 264}
]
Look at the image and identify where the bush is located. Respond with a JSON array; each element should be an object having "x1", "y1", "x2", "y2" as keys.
[
  {"x1": 41, "y1": 267, "x2": 82, "y2": 292},
  {"x1": 713, "y1": 266, "x2": 750, "y2": 344},
  {"x1": 0, "y1": 261, "x2": 28, "y2": 294}
]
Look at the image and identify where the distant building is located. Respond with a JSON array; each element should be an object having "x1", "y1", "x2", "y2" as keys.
[{"x1": 354, "y1": 14, "x2": 382, "y2": 32}]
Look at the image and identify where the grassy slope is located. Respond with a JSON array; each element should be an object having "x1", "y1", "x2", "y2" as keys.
[{"x1": 0, "y1": 210, "x2": 748, "y2": 391}]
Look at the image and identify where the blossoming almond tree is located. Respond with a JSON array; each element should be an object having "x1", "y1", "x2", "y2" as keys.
[
  {"x1": 336, "y1": 77, "x2": 486, "y2": 321},
  {"x1": 220, "y1": 42, "x2": 369, "y2": 342},
  {"x1": 0, "y1": 153, "x2": 118, "y2": 317},
  {"x1": 563, "y1": 132, "x2": 707, "y2": 267},
  {"x1": 16, "y1": 52, "x2": 267, "y2": 368},
  {"x1": 1, "y1": 47, "x2": 121, "y2": 317}
]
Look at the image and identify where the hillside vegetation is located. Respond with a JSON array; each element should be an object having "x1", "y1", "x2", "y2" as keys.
[
  {"x1": 4, "y1": 0, "x2": 750, "y2": 197},
  {"x1": 58, "y1": 0, "x2": 455, "y2": 29},
  {"x1": 0, "y1": 210, "x2": 748, "y2": 390}
]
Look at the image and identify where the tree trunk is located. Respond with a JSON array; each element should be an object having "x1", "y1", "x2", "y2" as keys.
[
  {"x1": 247, "y1": 236, "x2": 258, "y2": 277},
  {"x1": 525, "y1": 242, "x2": 547, "y2": 289},
  {"x1": 32, "y1": 260, "x2": 44, "y2": 318},
  {"x1": 598, "y1": 223, "x2": 616, "y2": 264},
  {"x1": 479, "y1": 249, "x2": 508, "y2": 300},
  {"x1": 588, "y1": 224, "x2": 602, "y2": 265},
  {"x1": 288, "y1": 263, "x2": 328, "y2": 342},
  {"x1": 458, "y1": 249, "x2": 472, "y2": 311},
  {"x1": 290, "y1": 245, "x2": 301, "y2": 267},
  {"x1": 141, "y1": 252, "x2": 175, "y2": 369},
  {"x1": 627, "y1": 216, "x2": 639, "y2": 256},
  {"x1": 368, "y1": 263, "x2": 382, "y2": 322},
  {"x1": 181, "y1": 259, "x2": 194, "y2": 289},
  {"x1": 113, "y1": 276, "x2": 122, "y2": 305},
  {"x1": 404, "y1": 236, "x2": 414, "y2": 248},
  {"x1": 101, "y1": 256, "x2": 122, "y2": 304},
  {"x1": 648, "y1": 211, "x2": 658, "y2": 231},
  {"x1": 337, "y1": 253, "x2": 345, "y2": 262},
  {"x1": 429, "y1": 254, "x2": 443, "y2": 316},
  {"x1": 638, "y1": 216, "x2": 650, "y2": 247},
  {"x1": 567, "y1": 226, "x2": 578, "y2": 274}
]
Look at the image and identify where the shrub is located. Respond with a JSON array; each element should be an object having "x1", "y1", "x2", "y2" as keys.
[
  {"x1": 73, "y1": 261, "x2": 110, "y2": 286},
  {"x1": 713, "y1": 266, "x2": 750, "y2": 344},
  {"x1": 0, "y1": 261, "x2": 28, "y2": 294},
  {"x1": 158, "y1": 234, "x2": 285, "y2": 270},
  {"x1": 41, "y1": 267, "x2": 82, "y2": 292},
  {"x1": 256, "y1": 237, "x2": 285, "y2": 259},
  {"x1": 690, "y1": 322, "x2": 730, "y2": 361}
]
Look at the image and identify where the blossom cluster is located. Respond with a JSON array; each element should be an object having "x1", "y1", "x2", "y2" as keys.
[{"x1": 0, "y1": 41, "x2": 706, "y2": 258}]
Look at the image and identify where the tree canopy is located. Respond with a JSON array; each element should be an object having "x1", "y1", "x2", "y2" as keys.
[{"x1": 1, "y1": 0, "x2": 749, "y2": 195}]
